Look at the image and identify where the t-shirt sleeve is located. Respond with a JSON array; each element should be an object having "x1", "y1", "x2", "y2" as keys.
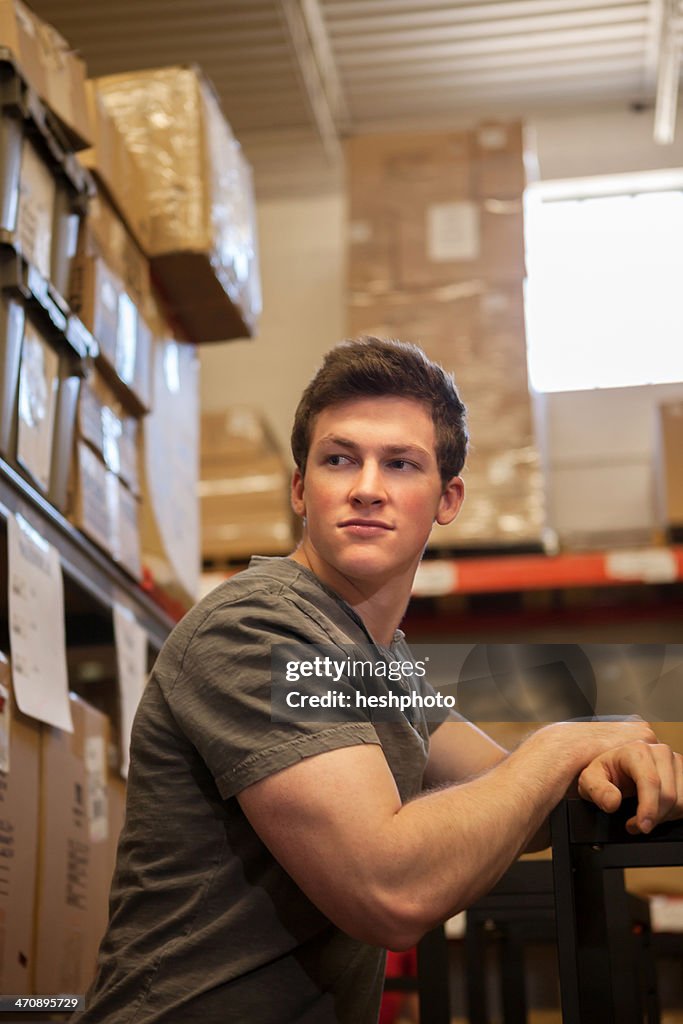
[{"x1": 164, "y1": 590, "x2": 381, "y2": 799}]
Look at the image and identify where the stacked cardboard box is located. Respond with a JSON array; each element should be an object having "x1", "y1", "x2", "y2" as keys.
[
  {"x1": 68, "y1": 368, "x2": 142, "y2": 579},
  {"x1": 0, "y1": 652, "x2": 41, "y2": 995},
  {"x1": 0, "y1": 649, "x2": 131, "y2": 999},
  {"x1": 346, "y1": 123, "x2": 547, "y2": 551},
  {"x1": 33, "y1": 693, "x2": 111, "y2": 995},
  {"x1": 88, "y1": 65, "x2": 261, "y2": 344},
  {"x1": 200, "y1": 406, "x2": 295, "y2": 563},
  {"x1": 78, "y1": 81, "x2": 152, "y2": 255},
  {"x1": 0, "y1": 0, "x2": 90, "y2": 148}
]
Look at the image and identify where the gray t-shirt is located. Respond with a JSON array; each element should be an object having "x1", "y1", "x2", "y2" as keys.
[{"x1": 81, "y1": 557, "x2": 451, "y2": 1023}]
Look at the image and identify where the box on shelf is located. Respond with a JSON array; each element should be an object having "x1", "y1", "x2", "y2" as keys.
[
  {"x1": 0, "y1": 260, "x2": 89, "y2": 511},
  {"x1": 654, "y1": 400, "x2": 683, "y2": 543},
  {"x1": 139, "y1": 321, "x2": 199, "y2": 607},
  {"x1": 428, "y1": 446, "x2": 547, "y2": 551},
  {"x1": 67, "y1": 438, "x2": 141, "y2": 580},
  {"x1": 77, "y1": 368, "x2": 140, "y2": 496},
  {"x1": 0, "y1": 290, "x2": 24, "y2": 459},
  {"x1": 69, "y1": 249, "x2": 151, "y2": 415},
  {"x1": 201, "y1": 405, "x2": 282, "y2": 465},
  {"x1": 78, "y1": 82, "x2": 151, "y2": 253},
  {"x1": 395, "y1": 197, "x2": 525, "y2": 290},
  {"x1": 473, "y1": 121, "x2": 534, "y2": 198},
  {"x1": 34, "y1": 693, "x2": 112, "y2": 996},
  {"x1": 15, "y1": 314, "x2": 60, "y2": 493},
  {"x1": 0, "y1": 57, "x2": 92, "y2": 302},
  {"x1": 199, "y1": 406, "x2": 296, "y2": 562},
  {"x1": 347, "y1": 123, "x2": 546, "y2": 551},
  {"x1": 76, "y1": 189, "x2": 149, "y2": 311},
  {"x1": 0, "y1": 1, "x2": 90, "y2": 148},
  {"x1": 346, "y1": 123, "x2": 531, "y2": 295},
  {"x1": 200, "y1": 455, "x2": 295, "y2": 562},
  {"x1": 90, "y1": 65, "x2": 261, "y2": 342},
  {"x1": 0, "y1": 651, "x2": 41, "y2": 995}
]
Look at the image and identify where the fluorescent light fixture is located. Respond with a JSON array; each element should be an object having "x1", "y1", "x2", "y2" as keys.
[{"x1": 654, "y1": 0, "x2": 681, "y2": 145}]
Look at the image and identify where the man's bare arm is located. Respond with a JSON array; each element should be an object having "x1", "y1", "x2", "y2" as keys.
[{"x1": 237, "y1": 719, "x2": 680, "y2": 951}]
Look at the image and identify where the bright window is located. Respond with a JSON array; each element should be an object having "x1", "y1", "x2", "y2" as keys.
[{"x1": 524, "y1": 170, "x2": 683, "y2": 393}]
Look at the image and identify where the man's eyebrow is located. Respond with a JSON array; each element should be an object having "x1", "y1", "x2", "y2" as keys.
[{"x1": 315, "y1": 435, "x2": 432, "y2": 459}]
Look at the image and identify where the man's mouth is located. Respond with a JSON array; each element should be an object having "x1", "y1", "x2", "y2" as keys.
[{"x1": 338, "y1": 519, "x2": 394, "y2": 534}]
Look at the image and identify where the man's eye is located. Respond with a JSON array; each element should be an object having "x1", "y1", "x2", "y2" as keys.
[
  {"x1": 388, "y1": 459, "x2": 414, "y2": 471},
  {"x1": 326, "y1": 454, "x2": 351, "y2": 466}
]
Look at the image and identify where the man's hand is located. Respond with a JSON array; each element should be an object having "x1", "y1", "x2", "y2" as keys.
[{"x1": 578, "y1": 741, "x2": 683, "y2": 834}]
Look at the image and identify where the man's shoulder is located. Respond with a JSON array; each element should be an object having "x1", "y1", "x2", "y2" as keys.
[{"x1": 166, "y1": 557, "x2": 353, "y2": 652}]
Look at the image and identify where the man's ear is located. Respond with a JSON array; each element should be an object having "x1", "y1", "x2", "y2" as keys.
[
  {"x1": 435, "y1": 476, "x2": 465, "y2": 526},
  {"x1": 291, "y1": 467, "x2": 306, "y2": 518}
]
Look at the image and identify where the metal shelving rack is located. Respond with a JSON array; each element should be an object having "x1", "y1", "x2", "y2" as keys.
[{"x1": 0, "y1": 456, "x2": 175, "y2": 651}]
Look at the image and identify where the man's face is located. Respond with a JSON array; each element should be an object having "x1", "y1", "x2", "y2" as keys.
[{"x1": 291, "y1": 396, "x2": 463, "y2": 590}]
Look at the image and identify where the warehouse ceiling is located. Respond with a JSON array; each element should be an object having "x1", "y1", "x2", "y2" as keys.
[{"x1": 29, "y1": 0, "x2": 683, "y2": 198}]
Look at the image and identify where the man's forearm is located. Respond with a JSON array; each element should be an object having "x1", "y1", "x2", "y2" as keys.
[{"x1": 373, "y1": 727, "x2": 579, "y2": 944}]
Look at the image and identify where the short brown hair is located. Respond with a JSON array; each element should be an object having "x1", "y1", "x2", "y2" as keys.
[{"x1": 291, "y1": 336, "x2": 468, "y2": 485}]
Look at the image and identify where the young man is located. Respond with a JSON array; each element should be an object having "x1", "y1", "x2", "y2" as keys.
[{"x1": 82, "y1": 337, "x2": 683, "y2": 1024}]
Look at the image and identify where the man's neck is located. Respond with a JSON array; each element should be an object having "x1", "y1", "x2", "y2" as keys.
[{"x1": 289, "y1": 545, "x2": 414, "y2": 646}]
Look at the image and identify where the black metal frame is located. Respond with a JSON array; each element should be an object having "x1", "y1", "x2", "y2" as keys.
[{"x1": 551, "y1": 796, "x2": 683, "y2": 1024}]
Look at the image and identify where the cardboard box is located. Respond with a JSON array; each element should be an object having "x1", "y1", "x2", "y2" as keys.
[
  {"x1": 346, "y1": 124, "x2": 544, "y2": 549},
  {"x1": 48, "y1": 348, "x2": 82, "y2": 513},
  {"x1": 76, "y1": 189, "x2": 149, "y2": 310},
  {"x1": 77, "y1": 369, "x2": 140, "y2": 495},
  {"x1": 139, "y1": 327, "x2": 199, "y2": 607},
  {"x1": 16, "y1": 318, "x2": 59, "y2": 493},
  {"x1": 69, "y1": 252, "x2": 151, "y2": 413},
  {"x1": 396, "y1": 197, "x2": 525, "y2": 289},
  {"x1": 0, "y1": 293, "x2": 24, "y2": 460},
  {"x1": 0, "y1": 0, "x2": 90, "y2": 148},
  {"x1": 346, "y1": 130, "x2": 472, "y2": 204},
  {"x1": 68, "y1": 439, "x2": 114, "y2": 555},
  {"x1": 15, "y1": 137, "x2": 56, "y2": 280},
  {"x1": 473, "y1": 121, "x2": 528, "y2": 198},
  {"x1": 201, "y1": 406, "x2": 283, "y2": 465},
  {"x1": 347, "y1": 125, "x2": 529, "y2": 293},
  {"x1": 428, "y1": 446, "x2": 546, "y2": 550},
  {"x1": 200, "y1": 453, "x2": 294, "y2": 562},
  {"x1": 0, "y1": 0, "x2": 48, "y2": 100},
  {"x1": 34, "y1": 694, "x2": 111, "y2": 995},
  {"x1": 654, "y1": 401, "x2": 683, "y2": 540},
  {"x1": 91, "y1": 66, "x2": 261, "y2": 342},
  {"x1": 0, "y1": 652, "x2": 41, "y2": 995},
  {"x1": 78, "y1": 84, "x2": 152, "y2": 254},
  {"x1": 109, "y1": 473, "x2": 141, "y2": 581}
]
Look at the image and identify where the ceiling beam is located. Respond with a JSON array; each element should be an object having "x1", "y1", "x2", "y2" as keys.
[{"x1": 278, "y1": 0, "x2": 348, "y2": 166}]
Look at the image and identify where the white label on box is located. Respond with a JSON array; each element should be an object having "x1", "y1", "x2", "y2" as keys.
[
  {"x1": 85, "y1": 735, "x2": 109, "y2": 843},
  {"x1": 116, "y1": 294, "x2": 138, "y2": 386},
  {"x1": 101, "y1": 406, "x2": 122, "y2": 475},
  {"x1": 477, "y1": 126, "x2": 508, "y2": 150},
  {"x1": 163, "y1": 342, "x2": 181, "y2": 394},
  {"x1": 114, "y1": 603, "x2": 148, "y2": 779},
  {"x1": 348, "y1": 220, "x2": 373, "y2": 245},
  {"x1": 606, "y1": 548, "x2": 677, "y2": 584},
  {"x1": 0, "y1": 682, "x2": 9, "y2": 773},
  {"x1": 7, "y1": 513, "x2": 73, "y2": 732},
  {"x1": 426, "y1": 202, "x2": 479, "y2": 263},
  {"x1": 17, "y1": 325, "x2": 59, "y2": 492}
]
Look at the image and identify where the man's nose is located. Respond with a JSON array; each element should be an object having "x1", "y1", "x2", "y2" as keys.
[{"x1": 348, "y1": 462, "x2": 386, "y2": 505}]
